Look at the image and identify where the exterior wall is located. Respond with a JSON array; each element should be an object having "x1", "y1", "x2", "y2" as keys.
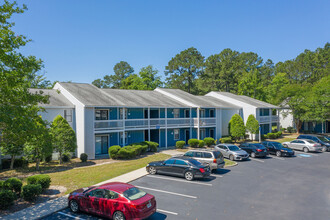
[
  {"x1": 127, "y1": 108, "x2": 144, "y2": 119},
  {"x1": 85, "y1": 107, "x2": 95, "y2": 158},
  {"x1": 279, "y1": 109, "x2": 295, "y2": 129},
  {"x1": 127, "y1": 130, "x2": 144, "y2": 145},
  {"x1": 221, "y1": 109, "x2": 240, "y2": 136},
  {"x1": 39, "y1": 108, "x2": 75, "y2": 130}
]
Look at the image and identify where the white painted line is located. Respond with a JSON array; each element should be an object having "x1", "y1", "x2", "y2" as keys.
[
  {"x1": 268, "y1": 155, "x2": 285, "y2": 160},
  {"x1": 58, "y1": 211, "x2": 85, "y2": 220},
  {"x1": 157, "y1": 209, "x2": 178, "y2": 215},
  {"x1": 249, "y1": 158, "x2": 265, "y2": 163},
  {"x1": 135, "y1": 185, "x2": 197, "y2": 199},
  {"x1": 211, "y1": 174, "x2": 224, "y2": 177},
  {"x1": 146, "y1": 175, "x2": 212, "y2": 186}
]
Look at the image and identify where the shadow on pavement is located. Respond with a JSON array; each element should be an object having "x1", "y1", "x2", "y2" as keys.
[{"x1": 148, "y1": 212, "x2": 168, "y2": 219}]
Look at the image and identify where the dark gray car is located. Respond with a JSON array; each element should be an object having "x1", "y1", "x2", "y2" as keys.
[{"x1": 215, "y1": 144, "x2": 249, "y2": 161}]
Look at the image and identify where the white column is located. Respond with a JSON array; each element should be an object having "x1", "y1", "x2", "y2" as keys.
[
  {"x1": 197, "y1": 107, "x2": 200, "y2": 140},
  {"x1": 165, "y1": 108, "x2": 168, "y2": 148},
  {"x1": 277, "y1": 109, "x2": 280, "y2": 131},
  {"x1": 189, "y1": 108, "x2": 192, "y2": 140},
  {"x1": 148, "y1": 107, "x2": 151, "y2": 141},
  {"x1": 122, "y1": 108, "x2": 126, "y2": 146},
  {"x1": 269, "y1": 108, "x2": 272, "y2": 133}
]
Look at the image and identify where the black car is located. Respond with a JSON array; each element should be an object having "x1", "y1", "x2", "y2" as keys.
[
  {"x1": 297, "y1": 134, "x2": 330, "y2": 152},
  {"x1": 239, "y1": 143, "x2": 268, "y2": 158},
  {"x1": 146, "y1": 157, "x2": 210, "y2": 181},
  {"x1": 261, "y1": 141, "x2": 294, "y2": 157}
]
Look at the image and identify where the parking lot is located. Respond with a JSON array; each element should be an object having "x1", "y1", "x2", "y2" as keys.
[{"x1": 44, "y1": 151, "x2": 330, "y2": 220}]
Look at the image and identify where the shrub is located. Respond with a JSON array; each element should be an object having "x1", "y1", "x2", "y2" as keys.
[
  {"x1": 117, "y1": 148, "x2": 136, "y2": 159},
  {"x1": 176, "y1": 141, "x2": 185, "y2": 149},
  {"x1": 80, "y1": 153, "x2": 88, "y2": 162},
  {"x1": 0, "y1": 181, "x2": 4, "y2": 190},
  {"x1": 144, "y1": 141, "x2": 159, "y2": 152},
  {"x1": 287, "y1": 127, "x2": 297, "y2": 133},
  {"x1": 219, "y1": 137, "x2": 232, "y2": 143},
  {"x1": 280, "y1": 128, "x2": 286, "y2": 132},
  {"x1": 228, "y1": 114, "x2": 246, "y2": 142},
  {"x1": 61, "y1": 153, "x2": 71, "y2": 163},
  {"x1": 27, "y1": 174, "x2": 51, "y2": 190},
  {"x1": 22, "y1": 184, "x2": 42, "y2": 201},
  {"x1": 276, "y1": 131, "x2": 282, "y2": 137},
  {"x1": 4, "y1": 178, "x2": 22, "y2": 194},
  {"x1": 1, "y1": 158, "x2": 29, "y2": 170},
  {"x1": 188, "y1": 139, "x2": 199, "y2": 148},
  {"x1": 203, "y1": 137, "x2": 215, "y2": 147},
  {"x1": 44, "y1": 154, "x2": 52, "y2": 163},
  {"x1": 0, "y1": 190, "x2": 16, "y2": 209},
  {"x1": 267, "y1": 133, "x2": 276, "y2": 139},
  {"x1": 109, "y1": 145, "x2": 121, "y2": 159},
  {"x1": 198, "y1": 140, "x2": 205, "y2": 148}
]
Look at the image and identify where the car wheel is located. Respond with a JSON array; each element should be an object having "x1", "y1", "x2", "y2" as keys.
[
  {"x1": 113, "y1": 211, "x2": 126, "y2": 220},
  {"x1": 303, "y1": 147, "x2": 309, "y2": 153},
  {"x1": 229, "y1": 155, "x2": 235, "y2": 161},
  {"x1": 148, "y1": 166, "x2": 157, "y2": 175},
  {"x1": 69, "y1": 200, "x2": 79, "y2": 213},
  {"x1": 185, "y1": 171, "x2": 194, "y2": 181},
  {"x1": 251, "y1": 152, "x2": 256, "y2": 158},
  {"x1": 322, "y1": 147, "x2": 327, "y2": 152},
  {"x1": 276, "y1": 151, "x2": 282, "y2": 157}
]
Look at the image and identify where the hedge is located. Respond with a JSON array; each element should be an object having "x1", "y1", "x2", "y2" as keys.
[
  {"x1": 22, "y1": 184, "x2": 42, "y2": 201},
  {"x1": 287, "y1": 127, "x2": 297, "y2": 133},
  {"x1": 61, "y1": 153, "x2": 71, "y2": 163},
  {"x1": 188, "y1": 139, "x2": 199, "y2": 148},
  {"x1": 203, "y1": 137, "x2": 215, "y2": 147},
  {"x1": 266, "y1": 131, "x2": 283, "y2": 139},
  {"x1": 144, "y1": 141, "x2": 159, "y2": 152},
  {"x1": 117, "y1": 147, "x2": 136, "y2": 159},
  {"x1": 80, "y1": 153, "x2": 88, "y2": 162},
  {"x1": 27, "y1": 174, "x2": 51, "y2": 190},
  {"x1": 176, "y1": 141, "x2": 185, "y2": 149},
  {"x1": 0, "y1": 190, "x2": 16, "y2": 209},
  {"x1": 198, "y1": 140, "x2": 205, "y2": 148},
  {"x1": 109, "y1": 145, "x2": 121, "y2": 159},
  {"x1": 4, "y1": 178, "x2": 22, "y2": 194},
  {"x1": 219, "y1": 137, "x2": 232, "y2": 143}
]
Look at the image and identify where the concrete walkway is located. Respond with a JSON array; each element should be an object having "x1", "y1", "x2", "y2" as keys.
[{"x1": 4, "y1": 150, "x2": 182, "y2": 220}]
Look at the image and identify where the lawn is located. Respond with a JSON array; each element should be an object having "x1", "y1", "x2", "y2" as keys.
[
  {"x1": 48, "y1": 153, "x2": 170, "y2": 194},
  {"x1": 224, "y1": 159, "x2": 236, "y2": 167}
]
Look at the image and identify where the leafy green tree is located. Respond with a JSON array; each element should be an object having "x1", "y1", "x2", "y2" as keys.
[
  {"x1": 0, "y1": 1, "x2": 49, "y2": 169},
  {"x1": 228, "y1": 114, "x2": 246, "y2": 142},
  {"x1": 165, "y1": 47, "x2": 204, "y2": 94},
  {"x1": 92, "y1": 78, "x2": 106, "y2": 88},
  {"x1": 266, "y1": 72, "x2": 289, "y2": 105},
  {"x1": 50, "y1": 115, "x2": 77, "y2": 164},
  {"x1": 24, "y1": 116, "x2": 52, "y2": 171},
  {"x1": 245, "y1": 114, "x2": 259, "y2": 140}
]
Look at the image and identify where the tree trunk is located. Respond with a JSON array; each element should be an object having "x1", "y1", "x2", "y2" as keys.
[
  {"x1": 295, "y1": 119, "x2": 303, "y2": 134},
  {"x1": 36, "y1": 158, "x2": 40, "y2": 171},
  {"x1": 10, "y1": 155, "x2": 15, "y2": 170},
  {"x1": 59, "y1": 152, "x2": 62, "y2": 164}
]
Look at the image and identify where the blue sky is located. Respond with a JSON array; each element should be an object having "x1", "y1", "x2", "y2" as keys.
[{"x1": 13, "y1": 0, "x2": 330, "y2": 83}]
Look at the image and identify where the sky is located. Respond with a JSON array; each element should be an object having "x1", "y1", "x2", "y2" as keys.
[{"x1": 12, "y1": 0, "x2": 330, "y2": 84}]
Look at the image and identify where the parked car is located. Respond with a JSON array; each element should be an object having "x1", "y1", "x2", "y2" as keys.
[
  {"x1": 182, "y1": 149, "x2": 225, "y2": 172},
  {"x1": 146, "y1": 156, "x2": 210, "y2": 181},
  {"x1": 282, "y1": 139, "x2": 323, "y2": 153},
  {"x1": 238, "y1": 143, "x2": 268, "y2": 158},
  {"x1": 214, "y1": 144, "x2": 249, "y2": 161},
  {"x1": 297, "y1": 134, "x2": 330, "y2": 152},
  {"x1": 261, "y1": 141, "x2": 294, "y2": 157},
  {"x1": 68, "y1": 182, "x2": 156, "y2": 220}
]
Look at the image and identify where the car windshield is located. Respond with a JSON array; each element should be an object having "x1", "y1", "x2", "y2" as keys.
[
  {"x1": 123, "y1": 187, "x2": 146, "y2": 201},
  {"x1": 253, "y1": 144, "x2": 265, "y2": 149},
  {"x1": 273, "y1": 142, "x2": 284, "y2": 149},
  {"x1": 188, "y1": 159, "x2": 202, "y2": 166},
  {"x1": 305, "y1": 140, "x2": 315, "y2": 144},
  {"x1": 228, "y1": 145, "x2": 240, "y2": 151},
  {"x1": 318, "y1": 136, "x2": 329, "y2": 142}
]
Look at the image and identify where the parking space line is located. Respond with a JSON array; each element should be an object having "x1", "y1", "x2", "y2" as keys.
[
  {"x1": 267, "y1": 155, "x2": 285, "y2": 160},
  {"x1": 146, "y1": 175, "x2": 213, "y2": 186},
  {"x1": 249, "y1": 158, "x2": 265, "y2": 163},
  {"x1": 135, "y1": 185, "x2": 197, "y2": 199},
  {"x1": 157, "y1": 209, "x2": 178, "y2": 215},
  {"x1": 211, "y1": 174, "x2": 224, "y2": 177},
  {"x1": 58, "y1": 211, "x2": 85, "y2": 220}
]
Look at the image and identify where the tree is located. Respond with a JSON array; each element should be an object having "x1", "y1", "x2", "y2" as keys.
[
  {"x1": 265, "y1": 72, "x2": 289, "y2": 105},
  {"x1": 246, "y1": 115, "x2": 259, "y2": 140},
  {"x1": 24, "y1": 116, "x2": 52, "y2": 171},
  {"x1": 27, "y1": 71, "x2": 52, "y2": 89},
  {"x1": 50, "y1": 115, "x2": 77, "y2": 164},
  {"x1": 0, "y1": 1, "x2": 49, "y2": 169},
  {"x1": 228, "y1": 114, "x2": 246, "y2": 142},
  {"x1": 92, "y1": 78, "x2": 106, "y2": 88},
  {"x1": 165, "y1": 47, "x2": 204, "y2": 94}
]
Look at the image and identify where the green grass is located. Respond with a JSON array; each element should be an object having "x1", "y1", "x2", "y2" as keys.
[
  {"x1": 224, "y1": 159, "x2": 236, "y2": 167},
  {"x1": 48, "y1": 153, "x2": 170, "y2": 194}
]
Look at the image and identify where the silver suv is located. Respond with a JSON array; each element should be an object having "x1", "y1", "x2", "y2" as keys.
[
  {"x1": 215, "y1": 144, "x2": 249, "y2": 161},
  {"x1": 183, "y1": 149, "x2": 225, "y2": 172}
]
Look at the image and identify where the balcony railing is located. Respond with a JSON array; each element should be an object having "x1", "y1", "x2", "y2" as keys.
[
  {"x1": 194, "y1": 118, "x2": 216, "y2": 127},
  {"x1": 94, "y1": 120, "x2": 123, "y2": 130},
  {"x1": 258, "y1": 116, "x2": 279, "y2": 123}
]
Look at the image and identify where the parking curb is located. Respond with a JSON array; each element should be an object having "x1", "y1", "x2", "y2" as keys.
[{"x1": 224, "y1": 161, "x2": 238, "y2": 168}]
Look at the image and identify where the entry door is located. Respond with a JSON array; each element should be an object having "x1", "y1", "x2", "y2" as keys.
[
  {"x1": 210, "y1": 129, "x2": 214, "y2": 138},
  {"x1": 184, "y1": 109, "x2": 190, "y2": 118},
  {"x1": 95, "y1": 136, "x2": 108, "y2": 155},
  {"x1": 185, "y1": 130, "x2": 190, "y2": 144}
]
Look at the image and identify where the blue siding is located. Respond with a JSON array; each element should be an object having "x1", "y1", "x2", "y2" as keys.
[
  {"x1": 110, "y1": 108, "x2": 118, "y2": 120},
  {"x1": 192, "y1": 128, "x2": 197, "y2": 139},
  {"x1": 159, "y1": 109, "x2": 165, "y2": 118},
  {"x1": 167, "y1": 108, "x2": 174, "y2": 118},
  {"x1": 191, "y1": 109, "x2": 197, "y2": 117},
  {"x1": 150, "y1": 109, "x2": 159, "y2": 118},
  {"x1": 127, "y1": 108, "x2": 144, "y2": 119},
  {"x1": 160, "y1": 129, "x2": 165, "y2": 147},
  {"x1": 127, "y1": 130, "x2": 144, "y2": 145},
  {"x1": 110, "y1": 133, "x2": 119, "y2": 146}
]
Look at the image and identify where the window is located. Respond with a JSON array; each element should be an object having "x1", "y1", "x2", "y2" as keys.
[
  {"x1": 174, "y1": 160, "x2": 187, "y2": 165},
  {"x1": 174, "y1": 129, "x2": 179, "y2": 140},
  {"x1": 200, "y1": 109, "x2": 205, "y2": 118},
  {"x1": 184, "y1": 151, "x2": 194, "y2": 157},
  {"x1": 209, "y1": 109, "x2": 215, "y2": 117},
  {"x1": 88, "y1": 189, "x2": 105, "y2": 198},
  {"x1": 95, "y1": 110, "x2": 108, "y2": 120},
  {"x1": 123, "y1": 187, "x2": 147, "y2": 201},
  {"x1": 173, "y1": 109, "x2": 180, "y2": 118},
  {"x1": 164, "y1": 159, "x2": 175, "y2": 165},
  {"x1": 120, "y1": 108, "x2": 127, "y2": 119},
  {"x1": 260, "y1": 109, "x2": 270, "y2": 116},
  {"x1": 104, "y1": 190, "x2": 119, "y2": 199},
  {"x1": 64, "y1": 109, "x2": 72, "y2": 122},
  {"x1": 203, "y1": 152, "x2": 212, "y2": 158},
  {"x1": 200, "y1": 129, "x2": 206, "y2": 140},
  {"x1": 194, "y1": 152, "x2": 202, "y2": 158},
  {"x1": 95, "y1": 136, "x2": 108, "y2": 155},
  {"x1": 120, "y1": 132, "x2": 128, "y2": 145},
  {"x1": 184, "y1": 109, "x2": 190, "y2": 118},
  {"x1": 291, "y1": 140, "x2": 299, "y2": 143}
]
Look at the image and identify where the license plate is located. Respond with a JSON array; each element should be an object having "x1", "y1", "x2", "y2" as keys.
[{"x1": 147, "y1": 201, "x2": 151, "y2": 208}]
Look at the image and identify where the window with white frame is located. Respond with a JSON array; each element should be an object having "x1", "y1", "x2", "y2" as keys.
[
  {"x1": 120, "y1": 108, "x2": 127, "y2": 119},
  {"x1": 200, "y1": 129, "x2": 206, "y2": 140},
  {"x1": 174, "y1": 129, "x2": 180, "y2": 140},
  {"x1": 120, "y1": 132, "x2": 128, "y2": 145},
  {"x1": 95, "y1": 110, "x2": 108, "y2": 120},
  {"x1": 200, "y1": 109, "x2": 205, "y2": 118},
  {"x1": 64, "y1": 109, "x2": 73, "y2": 122},
  {"x1": 173, "y1": 109, "x2": 180, "y2": 118}
]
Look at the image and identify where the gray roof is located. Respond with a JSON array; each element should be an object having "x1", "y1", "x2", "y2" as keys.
[
  {"x1": 59, "y1": 82, "x2": 188, "y2": 107},
  {"x1": 156, "y1": 88, "x2": 240, "y2": 108},
  {"x1": 29, "y1": 89, "x2": 74, "y2": 107},
  {"x1": 213, "y1": 92, "x2": 279, "y2": 108}
]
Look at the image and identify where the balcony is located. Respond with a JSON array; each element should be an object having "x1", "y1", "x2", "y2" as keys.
[
  {"x1": 194, "y1": 118, "x2": 216, "y2": 127},
  {"x1": 258, "y1": 115, "x2": 279, "y2": 123}
]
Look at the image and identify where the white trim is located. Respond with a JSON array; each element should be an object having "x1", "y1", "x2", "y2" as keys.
[{"x1": 94, "y1": 109, "x2": 109, "y2": 121}]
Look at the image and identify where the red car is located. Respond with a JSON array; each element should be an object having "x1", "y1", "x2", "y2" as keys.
[{"x1": 68, "y1": 182, "x2": 156, "y2": 220}]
